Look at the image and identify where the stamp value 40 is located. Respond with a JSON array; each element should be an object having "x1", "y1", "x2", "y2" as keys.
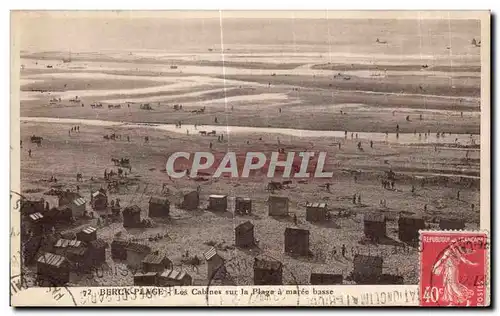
[{"x1": 419, "y1": 231, "x2": 489, "y2": 307}]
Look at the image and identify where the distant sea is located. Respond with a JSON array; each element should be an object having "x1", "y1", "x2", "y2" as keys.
[{"x1": 20, "y1": 18, "x2": 481, "y2": 62}]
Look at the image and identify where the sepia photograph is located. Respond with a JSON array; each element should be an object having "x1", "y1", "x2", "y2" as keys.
[{"x1": 10, "y1": 10, "x2": 490, "y2": 306}]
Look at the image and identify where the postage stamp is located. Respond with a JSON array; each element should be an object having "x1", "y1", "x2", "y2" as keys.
[
  {"x1": 419, "y1": 230, "x2": 489, "y2": 307},
  {"x1": 10, "y1": 10, "x2": 490, "y2": 307}
]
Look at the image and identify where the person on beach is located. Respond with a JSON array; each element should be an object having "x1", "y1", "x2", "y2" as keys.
[
  {"x1": 28, "y1": 149, "x2": 32, "y2": 157},
  {"x1": 370, "y1": 140, "x2": 373, "y2": 148}
]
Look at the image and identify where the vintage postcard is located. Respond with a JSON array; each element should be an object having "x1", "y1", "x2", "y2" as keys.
[{"x1": 10, "y1": 10, "x2": 490, "y2": 307}]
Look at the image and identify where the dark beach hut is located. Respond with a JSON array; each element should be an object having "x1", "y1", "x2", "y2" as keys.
[
  {"x1": 253, "y1": 257, "x2": 283, "y2": 285},
  {"x1": 235, "y1": 221, "x2": 255, "y2": 248},
  {"x1": 284, "y1": 227, "x2": 310, "y2": 256},
  {"x1": 352, "y1": 254, "x2": 383, "y2": 284},
  {"x1": 148, "y1": 196, "x2": 170, "y2": 218},
  {"x1": 364, "y1": 213, "x2": 386, "y2": 241}
]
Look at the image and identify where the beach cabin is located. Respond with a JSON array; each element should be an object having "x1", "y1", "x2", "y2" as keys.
[
  {"x1": 268, "y1": 196, "x2": 289, "y2": 216},
  {"x1": 306, "y1": 202, "x2": 329, "y2": 222},
  {"x1": 148, "y1": 196, "x2": 170, "y2": 218},
  {"x1": 36, "y1": 252, "x2": 70, "y2": 286},
  {"x1": 26, "y1": 212, "x2": 44, "y2": 236},
  {"x1": 398, "y1": 216, "x2": 425, "y2": 243},
  {"x1": 253, "y1": 258, "x2": 283, "y2": 285},
  {"x1": 235, "y1": 197, "x2": 252, "y2": 215},
  {"x1": 182, "y1": 190, "x2": 200, "y2": 211},
  {"x1": 90, "y1": 189, "x2": 108, "y2": 211},
  {"x1": 209, "y1": 195, "x2": 228, "y2": 212},
  {"x1": 352, "y1": 255, "x2": 383, "y2": 284},
  {"x1": 87, "y1": 239, "x2": 108, "y2": 266},
  {"x1": 157, "y1": 269, "x2": 192, "y2": 286},
  {"x1": 141, "y1": 251, "x2": 172, "y2": 273},
  {"x1": 125, "y1": 242, "x2": 151, "y2": 268},
  {"x1": 20, "y1": 198, "x2": 45, "y2": 216},
  {"x1": 310, "y1": 273, "x2": 343, "y2": 285},
  {"x1": 439, "y1": 218, "x2": 465, "y2": 230},
  {"x1": 235, "y1": 221, "x2": 255, "y2": 248},
  {"x1": 59, "y1": 190, "x2": 86, "y2": 217},
  {"x1": 123, "y1": 205, "x2": 142, "y2": 228},
  {"x1": 133, "y1": 272, "x2": 157, "y2": 286},
  {"x1": 364, "y1": 213, "x2": 386, "y2": 241},
  {"x1": 204, "y1": 247, "x2": 226, "y2": 280},
  {"x1": 111, "y1": 239, "x2": 129, "y2": 260},
  {"x1": 77, "y1": 226, "x2": 97, "y2": 243},
  {"x1": 284, "y1": 227, "x2": 310, "y2": 256}
]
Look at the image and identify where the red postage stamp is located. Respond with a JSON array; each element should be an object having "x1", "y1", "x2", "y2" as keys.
[{"x1": 419, "y1": 231, "x2": 489, "y2": 307}]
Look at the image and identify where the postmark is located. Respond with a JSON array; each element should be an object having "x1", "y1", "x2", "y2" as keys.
[{"x1": 419, "y1": 230, "x2": 489, "y2": 307}]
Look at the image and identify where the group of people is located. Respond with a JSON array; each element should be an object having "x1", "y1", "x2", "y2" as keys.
[{"x1": 68, "y1": 125, "x2": 80, "y2": 135}]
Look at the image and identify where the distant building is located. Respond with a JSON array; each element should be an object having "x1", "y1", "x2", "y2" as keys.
[
  {"x1": 364, "y1": 213, "x2": 386, "y2": 241},
  {"x1": 123, "y1": 205, "x2": 142, "y2": 228},
  {"x1": 305, "y1": 202, "x2": 329, "y2": 222},
  {"x1": 90, "y1": 189, "x2": 108, "y2": 211},
  {"x1": 157, "y1": 269, "x2": 192, "y2": 286},
  {"x1": 87, "y1": 238, "x2": 108, "y2": 266},
  {"x1": 253, "y1": 258, "x2": 283, "y2": 285},
  {"x1": 284, "y1": 227, "x2": 310, "y2": 256},
  {"x1": 439, "y1": 218, "x2": 465, "y2": 230},
  {"x1": 142, "y1": 251, "x2": 172, "y2": 273},
  {"x1": 310, "y1": 273, "x2": 343, "y2": 285},
  {"x1": 235, "y1": 221, "x2": 255, "y2": 248},
  {"x1": 125, "y1": 242, "x2": 151, "y2": 267},
  {"x1": 204, "y1": 247, "x2": 226, "y2": 280},
  {"x1": 111, "y1": 239, "x2": 129, "y2": 260},
  {"x1": 398, "y1": 216, "x2": 425, "y2": 243},
  {"x1": 133, "y1": 272, "x2": 157, "y2": 286},
  {"x1": 268, "y1": 196, "x2": 289, "y2": 216},
  {"x1": 76, "y1": 226, "x2": 97, "y2": 243},
  {"x1": 148, "y1": 196, "x2": 170, "y2": 218},
  {"x1": 36, "y1": 252, "x2": 70, "y2": 286},
  {"x1": 352, "y1": 254, "x2": 383, "y2": 284},
  {"x1": 182, "y1": 191, "x2": 200, "y2": 210},
  {"x1": 208, "y1": 195, "x2": 228, "y2": 212},
  {"x1": 235, "y1": 197, "x2": 252, "y2": 215}
]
